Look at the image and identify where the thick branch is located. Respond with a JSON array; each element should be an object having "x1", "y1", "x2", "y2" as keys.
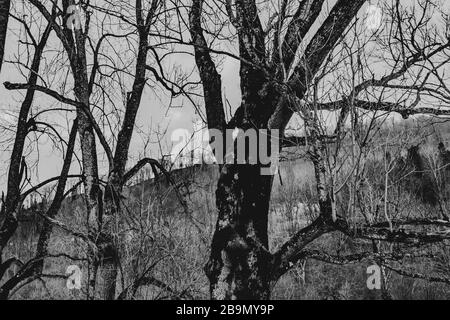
[
  {"x1": 289, "y1": 0, "x2": 367, "y2": 96},
  {"x1": 0, "y1": 0, "x2": 10, "y2": 73},
  {"x1": 276, "y1": 0, "x2": 326, "y2": 72},
  {"x1": 271, "y1": 217, "x2": 332, "y2": 281},
  {"x1": 0, "y1": 120, "x2": 79, "y2": 299},
  {"x1": 20, "y1": 175, "x2": 82, "y2": 201},
  {"x1": 0, "y1": 22, "x2": 52, "y2": 255},
  {"x1": 281, "y1": 134, "x2": 337, "y2": 148},
  {"x1": 4, "y1": 82, "x2": 114, "y2": 164},
  {"x1": 334, "y1": 217, "x2": 450, "y2": 245},
  {"x1": 385, "y1": 264, "x2": 450, "y2": 285},
  {"x1": 318, "y1": 99, "x2": 450, "y2": 118},
  {"x1": 111, "y1": 17, "x2": 152, "y2": 182},
  {"x1": 189, "y1": 0, "x2": 226, "y2": 132}
]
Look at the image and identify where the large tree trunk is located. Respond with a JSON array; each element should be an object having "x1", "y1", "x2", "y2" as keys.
[
  {"x1": 206, "y1": 164, "x2": 274, "y2": 300},
  {"x1": 190, "y1": 0, "x2": 368, "y2": 301},
  {"x1": 100, "y1": 174, "x2": 121, "y2": 301}
]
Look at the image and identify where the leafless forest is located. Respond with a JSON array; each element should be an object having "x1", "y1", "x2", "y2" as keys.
[{"x1": 0, "y1": 0, "x2": 450, "y2": 300}]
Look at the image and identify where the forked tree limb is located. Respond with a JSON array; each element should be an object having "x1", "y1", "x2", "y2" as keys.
[
  {"x1": 4, "y1": 82, "x2": 114, "y2": 165},
  {"x1": 189, "y1": 0, "x2": 226, "y2": 133}
]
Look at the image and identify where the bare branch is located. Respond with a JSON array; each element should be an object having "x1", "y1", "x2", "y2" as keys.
[{"x1": 189, "y1": 0, "x2": 226, "y2": 132}]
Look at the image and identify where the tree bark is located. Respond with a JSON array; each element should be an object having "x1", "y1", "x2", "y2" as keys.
[
  {"x1": 0, "y1": 22, "x2": 52, "y2": 292},
  {"x1": 59, "y1": 0, "x2": 103, "y2": 298},
  {"x1": 206, "y1": 164, "x2": 274, "y2": 300},
  {"x1": 0, "y1": 119, "x2": 78, "y2": 300},
  {"x1": 191, "y1": 0, "x2": 368, "y2": 300},
  {"x1": 0, "y1": 0, "x2": 10, "y2": 73},
  {"x1": 100, "y1": 4, "x2": 154, "y2": 298}
]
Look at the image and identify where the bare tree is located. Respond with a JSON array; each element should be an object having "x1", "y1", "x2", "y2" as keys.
[
  {"x1": 2, "y1": 0, "x2": 192, "y2": 300},
  {"x1": 185, "y1": 0, "x2": 450, "y2": 299},
  {"x1": 1, "y1": 0, "x2": 450, "y2": 301},
  {"x1": 0, "y1": 7, "x2": 57, "y2": 299}
]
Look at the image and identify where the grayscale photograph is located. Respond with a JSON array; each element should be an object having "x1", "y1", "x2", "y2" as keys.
[{"x1": 0, "y1": 0, "x2": 450, "y2": 304}]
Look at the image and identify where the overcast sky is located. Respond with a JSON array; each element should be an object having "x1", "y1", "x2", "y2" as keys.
[{"x1": 0, "y1": 0, "x2": 448, "y2": 195}]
